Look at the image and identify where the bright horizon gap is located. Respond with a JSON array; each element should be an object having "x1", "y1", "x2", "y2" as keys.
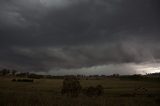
[{"x1": 32, "y1": 63, "x2": 160, "y2": 76}]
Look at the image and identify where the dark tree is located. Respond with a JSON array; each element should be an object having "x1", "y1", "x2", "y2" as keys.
[
  {"x1": 1, "y1": 69, "x2": 10, "y2": 76},
  {"x1": 61, "y1": 76, "x2": 82, "y2": 97}
]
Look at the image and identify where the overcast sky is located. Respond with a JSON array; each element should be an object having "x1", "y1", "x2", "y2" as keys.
[{"x1": 0, "y1": 0, "x2": 160, "y2": 75}]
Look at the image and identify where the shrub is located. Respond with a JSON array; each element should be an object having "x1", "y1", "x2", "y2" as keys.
[
  {"x1": 61, "y1": 76, "x2": 82, "y2": 97},
  {"x1": 83, "y1": 85, "x2": 104, "y2": 97},
  {"x1": 12, "y1": 79, "x2": 16, "y2": 82}
]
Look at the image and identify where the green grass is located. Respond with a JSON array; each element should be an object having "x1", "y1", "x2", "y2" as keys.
[{"x1": 0, "y1": 77, "x2": 160, "y2": 106}]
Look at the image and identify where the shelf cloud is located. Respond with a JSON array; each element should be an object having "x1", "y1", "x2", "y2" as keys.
[{"x1": 0, "y1": 0, "x2": 160, "y2": 74}]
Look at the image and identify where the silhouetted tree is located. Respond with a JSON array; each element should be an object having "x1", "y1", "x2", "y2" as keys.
[
  {"x1": 61, "y1": 76, "x2": 82, "y2": 97},
  {"x1": 12, "y1": 70, "x2": 17, "y2": 76},
  {"x1": 1, "y1": 69, "x2": 10, "y2": 76}
]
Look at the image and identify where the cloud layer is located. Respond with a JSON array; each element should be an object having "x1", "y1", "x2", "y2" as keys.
[{"x1": 0, "y1": 0, "x2": 160, "y2": 74}]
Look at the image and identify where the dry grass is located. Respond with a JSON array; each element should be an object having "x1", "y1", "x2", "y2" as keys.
[{"x1": 0, "y1": 77, "x2": 160, "y2": 106}]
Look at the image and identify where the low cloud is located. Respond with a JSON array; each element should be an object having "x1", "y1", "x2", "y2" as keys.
[{"x1": 0, "y1": 0, "x2": 160, "y2": 74}]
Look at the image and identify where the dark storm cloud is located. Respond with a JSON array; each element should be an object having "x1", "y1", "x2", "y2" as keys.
[{"x1": 0, "y1": 0, "x2": 160, "y2": 73}]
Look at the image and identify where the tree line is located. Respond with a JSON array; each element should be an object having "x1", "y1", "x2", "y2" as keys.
[{"x1": 0, "y1": 68, "x2": 17, "y2": 76}]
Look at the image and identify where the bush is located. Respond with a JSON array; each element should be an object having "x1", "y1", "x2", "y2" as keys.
[
  {"x1": 12, "y1": 79, "x2": 16, "y2": 82},
  {"x1": 83, "y1": 85, "x2": 104, "y2": 97},
  {"x1": 61, "y1": 76, "x2": 82, "y2": 97}
]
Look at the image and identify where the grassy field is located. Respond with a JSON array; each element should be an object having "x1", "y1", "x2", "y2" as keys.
[{"x1": 0, "y1": 77, "x2": 160, "y2": 106}]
